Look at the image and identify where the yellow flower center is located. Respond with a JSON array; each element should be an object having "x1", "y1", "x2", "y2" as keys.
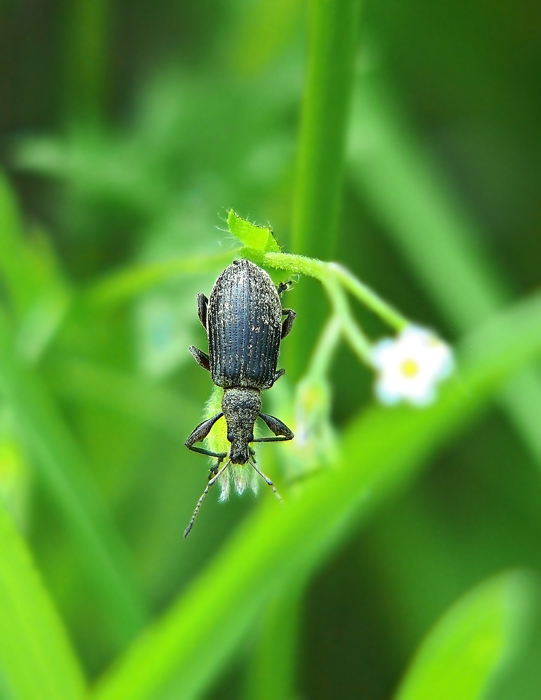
[{"x1": 401, "y1": 358, "x2": 419, "y2": 378}]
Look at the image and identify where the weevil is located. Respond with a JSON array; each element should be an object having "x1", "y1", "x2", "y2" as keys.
[{"x1": 184, "y1": 258, "x2": 296, "y2": 536}]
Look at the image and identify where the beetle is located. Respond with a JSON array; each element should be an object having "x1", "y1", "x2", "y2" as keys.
[{"x1": 184, "y1": 258, "x2": 296, "y2": 536}]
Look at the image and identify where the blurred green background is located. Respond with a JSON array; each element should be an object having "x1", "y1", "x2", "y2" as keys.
[{"x1": 1, "y1": 1, "x2": 541, "y2": 699}]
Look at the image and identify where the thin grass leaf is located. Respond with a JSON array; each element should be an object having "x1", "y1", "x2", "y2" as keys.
[
  {"x1": 62, "y1": 0, "x2": 109, "y2": 124},
  {"x1": 0, "y1": 501, "x2": 87, "y2": 700},
  {"x1": 291, "y1": 0, "x2": 362, "y2": 259},
  {"x1": 0, "y1": 173, "x2": 70, "y2": 362},
  {"x1": 50, "y1": 358, "x2": 198, "y2": 443},
  {"x1": 348, "y1": 73, "x2": 541, "y2": 467},
  {"x1": 243, "y1": 579, "x2": 306, "y2": 700},
  {"x1": 0, "y1": 310, "x2": 147, "y2": 648},
  {"x1": 288, "y1": 0, "x2": 362, "y2": 379},
  {"x1": 394, "y1": 572, "x2": 535, "y2": 700},
  {"x1": 85, "y1": 251, "x2": 234, "y2": 308}
]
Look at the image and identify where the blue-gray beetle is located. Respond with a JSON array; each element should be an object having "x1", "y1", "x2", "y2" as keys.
[{"x1": 184, "y1": 259, "x2": 295, "y2": 535}]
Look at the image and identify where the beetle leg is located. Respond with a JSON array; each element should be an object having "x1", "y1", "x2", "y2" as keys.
[
  {"x1": 193, "y1": 446, "x2": 226, "y2": 465},
  {"x1": 255, "y1": 412, "x2": 294, "y2": 442},
  {"x1": 273, "y1": 368, "x2": 285, "y2": 383},
  {"x1": 249, "y1": 460, "x2": 283, "y2": 503},
  {"x1": 209, "y1": 462, "x2": 222, "y2": 476},
  {"x1": 196, "y1": 293, "x2": 208, "y2": 330},
  {"x1": 263, "y1": 368, "x2": 284, "y2": 389},
  {"x1": 185, "y1": 413, "x2": 227, "y2": 466},
  {"x1": 187, "y1": 446, "x2": 227, "y2": 474},
  {"x1": 276, "y1": 280, "x2": 292, "y2": 296},
  {"x1": 281, "y1": 309, "x2": 296, "y2": 339},
  {"x1": 184, "y1": 459, "x2": 231, "y2": 537},
  {"x1": 189, "y1": 345, "x2": 210, "y2": 371}
]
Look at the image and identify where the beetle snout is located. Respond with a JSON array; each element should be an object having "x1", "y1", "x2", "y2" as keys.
[{"x1": 229, "y1": 440, "x2": 250, "y2": 464}]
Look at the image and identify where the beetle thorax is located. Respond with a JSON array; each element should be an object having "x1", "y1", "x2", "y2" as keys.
[{"x1": 222, "y1": 388, "x2": 261, "y2": 464}]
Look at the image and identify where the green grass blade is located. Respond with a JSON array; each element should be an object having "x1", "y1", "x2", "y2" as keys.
[
  {"x1": 0, "y1": 173, "x2": 63, "y2": 322},
  {"x1": 243, "y1": 580, "x2": 306, "y2": 700},
  {"x1": 0, "y1": 501, "x2": 87, "y2": 700},
  {"x1": 291, "y1": 0, "x2": 362, "y2": 258},
  {"x1": 348, "y1": 74, "x2": 541, "y2": 466},
  {"x1": 0, "y1": 174, "x2": 30, "y2": 317},
  {"x1": 62, "y1": 0, "x2": 109, "y2": 124},
  {"x1": 348, "y1": 77, "x2": 505, "y2": 328},
  {"x1": 50, "y1": 358, "x2": 197, "y2": 444},
  {"x1": 0, "y1": 310, "x2": 147, "y2": 647},
  {"x1": 91, "y1": 290, "x2": 541, "y2": 700},
  {"x1": 0, "y1": 172, "x2": 70, "y2": 363},
  {"x1": 288, "y1": 0, "x2": 362, "y2": 378},
  {"x1": 394, "y1": 573, "x2": 535, "y2": 700},
  {"x1": 85, "y1": 251, "x2": 234, "y2": 308}
]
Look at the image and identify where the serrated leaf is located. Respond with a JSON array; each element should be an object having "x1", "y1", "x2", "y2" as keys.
[{"x1": 227, "y1": 210, "x2": 281, "y2": 253}]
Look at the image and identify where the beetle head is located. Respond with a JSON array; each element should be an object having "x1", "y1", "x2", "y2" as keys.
[{"x1": 222, "y1": 388, "x2": 261, "y2": 464}]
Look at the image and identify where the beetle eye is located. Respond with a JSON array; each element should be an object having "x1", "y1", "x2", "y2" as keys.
[
  {"x1": 227, "y1": 432, "x2": 233, "y2": 442},
  {"x1": 247, "y1": 433, "x2": 254, "y2": 443}
]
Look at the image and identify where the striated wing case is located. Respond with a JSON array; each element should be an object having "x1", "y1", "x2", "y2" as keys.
[{"x1": 208, "y1": 259, "x2": 282, "y2": 390}]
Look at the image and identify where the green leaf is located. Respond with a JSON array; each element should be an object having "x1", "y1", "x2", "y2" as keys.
[
  {"x1": 0, "y1": 310, "x2": 147, "y2": 648},
  {"x1": 287, "y1": 0, "x2": 362, "y2": 379},
  {"x1": 0, "y1": 172, "x2": 70, "y2": 361},
  {"x1": 243, "y1": 580, "x2": 306, "y2": 700},
  {"x1": 0, "y1": 501, "x2": 86, "y2": 700},
  {"x1": 291, "y1": 0, "x2": 362, "y2": 259},
  {"x1": 91, "y1": 290, "x2": 541, "y2": 700},
  {"x1": 348, "y1": 74, "x2": 541, "y2": 468},
  {"x1": 85, "y1": 251, "x2": 233, "y2": 308},
  {"x1": 227, "y1": 210, "x2": 281, "y2": 253},
  {"x1": 394, "y1": 572, "x2": 535, "y2": 700}
]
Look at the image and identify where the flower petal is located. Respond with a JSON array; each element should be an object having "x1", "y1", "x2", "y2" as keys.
[{"x1": 371, "y1": 325, "x2": 454, "y2": 407}]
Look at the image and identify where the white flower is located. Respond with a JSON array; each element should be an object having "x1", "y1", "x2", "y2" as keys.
[{"x1": 371, "y1": 326, "x2": 454, "y2": 406}]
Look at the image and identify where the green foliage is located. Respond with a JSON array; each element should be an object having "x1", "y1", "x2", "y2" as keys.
[
  {"x1": 0, "y1": 501, "x2": 86, "y2": 700},
  {"x1": 394, "y1": 573, "x2": 535, "y2": 700},
  {"x1": 0, "y1": 0, "x2": 540, "y2": 698},
  {"x1": 92, "y1": 289, "x2": 541, "y2": 700},
  {"x1": 227, "y1": 210, "x2": 281, "y2": 254}
]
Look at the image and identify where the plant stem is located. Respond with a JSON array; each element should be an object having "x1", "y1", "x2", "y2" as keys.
[
  {"x1": 63, "y1": 0, "x2": 110, "y2": 125},
  {"x1": 307, "y1": 315, "x2": 342, "y2": 377},
  {"x1": 329, "y1": 263, "x2": 408, "y2": 331},
  {"x1": 322, "y1": 276, "x2": 372, "y2": 364},
  {"x1": 256, "y1": 250, "x2": 408, "y2": 333}
]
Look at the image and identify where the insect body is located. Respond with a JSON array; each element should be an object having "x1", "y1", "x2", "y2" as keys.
[{"x1": 185, "y1": 259, "x2": 296, "y2": 536}]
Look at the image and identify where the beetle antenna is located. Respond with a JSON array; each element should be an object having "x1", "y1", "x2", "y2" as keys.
[
  {"x1": 184, "y1": 460, "x2": 231, "y2": 537},
  {"x1": 249, "y1": 460, "x2": 283, "y2": 503}
]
